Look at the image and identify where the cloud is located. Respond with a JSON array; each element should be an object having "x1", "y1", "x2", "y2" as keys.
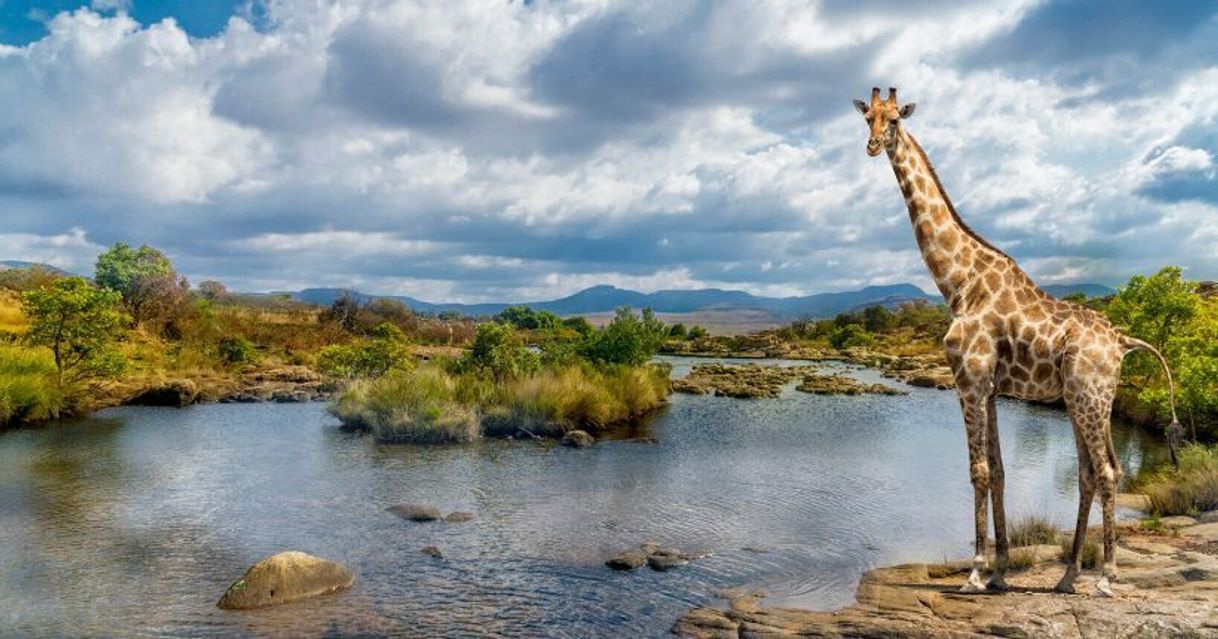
[{"x1": 0, "y1": 1, "x2": 1216, "y2": 302}]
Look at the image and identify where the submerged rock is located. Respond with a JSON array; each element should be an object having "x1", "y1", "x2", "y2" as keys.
[
  {"x1": 561, "y1": 430, "x2": 595, "y2": 448},
  {"x1": 217, "y1": 551, "x2": 353, "y2": 610},
  {"x1": 386, "y1": 504, "x2": 442, "y2": 522},
  {"x1": 673, "y1": 363, "x2": 818, "y2": 399},
  {"x1": 444, "y1": 511, "x2": 475, "y2": 523},
  {"x1": 795, "y1": 373, "x2": 906, "y2": 396},
  {"x1": 420, "y1": 546, "x2": 444, "y2": 559},
  {"x1": 606, "y1": 549, "x2": 650, "y2": 571},
  {"x1": 648, "y1": 554, "x2": 688, "y2": 571}
]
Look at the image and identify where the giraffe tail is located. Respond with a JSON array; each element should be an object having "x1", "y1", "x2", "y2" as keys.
[{"x1": 1121, "y1": 335, "x2": 1184, "y2": 468}]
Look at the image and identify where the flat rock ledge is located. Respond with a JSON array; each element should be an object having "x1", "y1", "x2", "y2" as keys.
[
  {"x1": 674, "y1": 527, "x2": 1218, "y2": 638},
  {"x1": 217, "y1": 551, "x2": 354, "y2": 610}
]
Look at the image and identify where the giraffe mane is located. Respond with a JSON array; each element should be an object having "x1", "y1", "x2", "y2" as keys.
[{"x1": 904, "y1": 132, "x2": 1013, "y2": 262}]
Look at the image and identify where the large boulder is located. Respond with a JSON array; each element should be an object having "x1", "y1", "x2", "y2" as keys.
[
  {"x1": 561, "y1": 430, "x2": 595, "y2": 448},
  {"x1": 386, "y1": 504, "x2": 442, "y2": 522},
  {"x1": 217, "y1": 551, "x2": 354, "y2": 610},
  {"x1": 127, "y1": 379, "x2": 198, "y2": 407}
]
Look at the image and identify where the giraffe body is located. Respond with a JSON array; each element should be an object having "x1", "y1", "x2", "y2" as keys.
[{"x1": 853, "y1": 88, "x2": 1181, "y2": 597}]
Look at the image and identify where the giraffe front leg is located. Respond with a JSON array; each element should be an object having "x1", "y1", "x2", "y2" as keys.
[
  {"x1": 984, "y1": 395, "x2": 1009, "y2": 592},
  {"x1": 959, "y1": 394, "x2": 990, "y2": 594}
]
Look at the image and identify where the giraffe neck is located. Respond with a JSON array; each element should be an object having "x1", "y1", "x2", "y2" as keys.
[{"x1": 886, "y1": 128, "x2": 1011, "y2": 312}]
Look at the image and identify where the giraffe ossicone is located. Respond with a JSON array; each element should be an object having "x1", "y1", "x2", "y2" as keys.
[{"x1": 854, "y1": 87, "x2": 1182, "y2": 597}]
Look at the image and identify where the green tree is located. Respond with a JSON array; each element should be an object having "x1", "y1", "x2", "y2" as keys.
[
  {"x1": 497, "y1": 305, "x2": 561, "y2": 330},
  {"x1": 22, "y1": 277, "x2": 126, "y2": 384},
  {"x1": 94, "y1": 243, "x2": 179, "y2": 325},
  {"x1": 561, "y1": 316, "x2": 593, "y2": 335},
  {"x1": 463, "y1": 322, "x2": 539, "y2": 381},
  {"x1": 668, "y1": 323, "x2": 688, "y2": 339},
  {"x1": 861, "y1": 305, "x2": 894, "y2": 332},
  {"x1": 687, "y1": 325, "x2": 709, "y2": 340},
  {"x1": 580, "y1": 307, "x2": 668, "y2": 365},
  {"x1": 1108, "y1": 267, "x2": 1199, "y2": 379}
]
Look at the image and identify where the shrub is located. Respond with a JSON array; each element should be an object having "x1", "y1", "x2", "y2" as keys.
[
  {"x1": 1059, "y1": 534, "x2": 1101, "y2": 569},
  {"x1": 1139, "y1": 444, "x2": 1218, "y2": 515},
  {"x1": 218, "y1": 336, "x2": 256, "y2": 364},
  {"x1": 463, "y1": 322, "x2": 538, "y2": 381},
  {"x1": 829, "y1": 324, "x2": 874, "y2": 349},
  {"x1": 1008, "y1": 515, "x2": 1059, "y2": 547},
  {"x1": 497, "y1": 305, "x2": 561, "y2": 330},
  {"x1": 317, "y1": 322, "x2": 412, "y2": 379},
  {"x1": 687, "y1": 325, "x2": 709, "y2": 340},
  {"x1": 580, "y1": 307, "x2": 668, "y2": 365}
]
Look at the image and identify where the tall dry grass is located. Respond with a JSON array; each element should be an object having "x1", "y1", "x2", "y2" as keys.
[
  {"x1": 1139, "y1": 444, "x2": 1218, "y2": 516},
  {"x1": 330, "y1": 363, "x2": 671, "y2": 443},
  {"x1": 0, "y1": 345, "x2": 67, "y2": 425}
]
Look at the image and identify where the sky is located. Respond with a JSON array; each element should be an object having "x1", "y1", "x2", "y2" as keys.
[{"x1": 0, "y1": 0, "x2": 1216, "y2": 302}]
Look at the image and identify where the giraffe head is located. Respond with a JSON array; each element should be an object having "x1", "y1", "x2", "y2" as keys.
[{"x1": 852, "y1": 87, "x2": 916, "y2": 157}]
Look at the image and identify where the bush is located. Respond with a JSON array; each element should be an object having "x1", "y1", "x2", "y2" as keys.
[
  {"x1": 317, "y1": 322, "x2": 412, "y2": 379},
  {"x1": 463, "y1": 323, "x2": 538, "y2": 381},
  {"x1": 1139, "y1": 444, "x2": 1218, "y2": 515},
  {"x1": 23, "y1": 277, "x2": 127, "y2": 384},
  {"x1": 1059, "y1": 534, "x2": 1101, "y2": 569},
  {"x1": 580, "y1": 307, "x2": 668, "y2": 365},
  {"x1": 217, "y1": 336, "x2": 256, "y2": 364},
  {"x1": 1008, "y1": 515, "x2": 1059, "y2": 547},
  {"x1": 497, "y1": 305, "x2": 561, "y2": 330},
  {"x1": 829, "y1": 324, "x2": 874, "y2": 349}
]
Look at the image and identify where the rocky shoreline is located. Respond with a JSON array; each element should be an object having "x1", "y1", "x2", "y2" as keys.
[
  {"x1": 672, "y1": 361, "x2": 909, "y2": 398},
  {"x1": 87, "y1": 365, "x2": 334, "y2": 411},
  {"x1": 674, "y1": 517, "x2": 1218, "y2": 638}
]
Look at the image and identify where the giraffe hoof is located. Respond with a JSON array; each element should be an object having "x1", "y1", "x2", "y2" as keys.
[
  {"x1": 986, "y1": 577, "x2": 1009, "y2": 592},
  {"x1": 1093, "y1": 577, "x2": 1115, "y2": 598},
  {"x1": 960, "y1": 577, "x2": 986, "y2": 594},
  {"x1": 1053, "y1": 582, "x2": 1076, "y2": 595}
]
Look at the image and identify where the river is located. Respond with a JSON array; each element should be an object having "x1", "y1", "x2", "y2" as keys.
[{"x1": 0, "y1": 357, "x2": 1165, "y2": 637}]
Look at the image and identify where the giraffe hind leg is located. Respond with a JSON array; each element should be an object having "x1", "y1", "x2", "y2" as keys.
[
  {"x1": 1056, "y1": 432, "x2": 1094, "y2": 594},
  {"x1": 985, "y1": 395, "x2": 1010, "y2": 591}
]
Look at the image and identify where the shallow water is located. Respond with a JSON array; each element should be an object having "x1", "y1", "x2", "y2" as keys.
[{"x1": 0, "y1": 357, "x2": 1166, "y2": 638}]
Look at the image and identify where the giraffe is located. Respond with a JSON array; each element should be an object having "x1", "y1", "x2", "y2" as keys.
[{"x1": 852, "y1": 87, "x2": 1183, "y2": 597}]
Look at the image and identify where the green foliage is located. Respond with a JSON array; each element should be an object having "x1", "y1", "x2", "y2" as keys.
[
  {"x1": 463, "y1": 322, "x2": 539, "y2": 381},
  {"x1": 580, "y1": 307, "x2": 668, "y2": 365},
  {"x1": 1059, "y1": 534, "x2": 1101, "y2": 570},
  {"x1": 94, "y1": 243, "x2": 180, "y2": 326},
  {"x1": 1139, "y1": 444, "x2": 1218, "y2": 516},
  {"x1": 22, "y1": 277, "x2": 126, "y2": 384},
  {"x1": 561, "y1": 316, "x2": 593, "y2": 335},
  {"x1": 668, "y1": 323, "x2": 687, "y2": 339},
  {"x1": 1108, "y1": 267, "x2": 1197, "y2": 353},
  {"x1": 0, "y1": 345, "x2": 67, "y2": 425},
  {"x1": 317, "y1": 322, "x2": 412, "y2": 379},
  {"x1": 861, "y1": 305, "x2": 894, "y2": 332},
  {"x1": 496, "y1": 305, "x2": 562, "y2": 330},
  {"x1": 829, "y1": 323, "x2": 874, "y2": 349},
  {"x1": 686, "y1": 325, "x2": 709, "y2": 340},
  {"x1": 217, "y1": 336, "x2": 255, "y2": 364}
]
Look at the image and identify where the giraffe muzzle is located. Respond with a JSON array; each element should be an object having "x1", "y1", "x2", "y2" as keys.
[{"x1": 866, "y1": 139, "x2": 882, "y2": 156}]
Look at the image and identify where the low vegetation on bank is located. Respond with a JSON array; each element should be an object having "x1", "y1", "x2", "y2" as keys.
[
  {"x1": 329, "y1": 307, "x2": 673, "y2": 443},
  {"x1": 1136, "y1": 444, "x2": 1218, "y2": 516}
]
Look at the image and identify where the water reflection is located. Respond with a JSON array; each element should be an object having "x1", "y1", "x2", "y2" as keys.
[{"x1": 0, "y1": 357, "x2": 1166, "y2": 638}]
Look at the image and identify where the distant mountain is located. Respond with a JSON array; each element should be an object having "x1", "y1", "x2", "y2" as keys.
[
  {"x1": 0, "y1": 260, "x2": 73, "y2": 275},
  {"x1": 290, "y1": 282, "x2": 940, "y2": 319},
  {"x1": 1041, "y1": 283, "x2": 1117, "y2": 298}
]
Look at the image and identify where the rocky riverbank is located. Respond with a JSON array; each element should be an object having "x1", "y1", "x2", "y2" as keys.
[
  {"x1": 88, "y1": 365, "x2": 333, "y2": 410},
  {"x1": 674, "y1": 521, "x2": 1218, "y2": 638}
]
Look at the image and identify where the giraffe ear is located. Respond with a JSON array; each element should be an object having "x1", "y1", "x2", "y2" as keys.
[
  {"x1": 899, "y1": 103, "x2": 917, "y2": 118},
  {"x1": 852, "y1": 99, "x2": 868, "y2": 115}
]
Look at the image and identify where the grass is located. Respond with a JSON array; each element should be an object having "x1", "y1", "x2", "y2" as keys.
[
  {"x1": 0, "y1": 290, "x2": 27, "y2": 336},
  {"x1": 0, "y1": 345, "x2": 67, "y2": 425},
  {"x1": 1007, "y1": 547, "x2": 1038, "y2": 570},
  {"x1": 1058, "y1": 533, "x2": 1101, "y2": 569},
  {"x1": 330, "y1": 362, "x2": 671, "y2": 443},
  {"x1": 330, "y1": 367, "x2": 479, "y2": 444},
  {"x1": 1138, "y1": 444, "x2": 1218, "y2": 516},
  {"x1": 1008, "y1": 515, "x2": 1060, "y2": 547}
]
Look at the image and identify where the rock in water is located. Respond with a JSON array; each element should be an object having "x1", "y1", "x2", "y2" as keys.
[
  {"x1": 421, "y1": 546, "x2": 444, "y2": 559},
  {"x1": 217, "y1": 551, "x2": 353, "y2": 610},
  {"x1": 444, "y1": 511, "x2": 475, "y2": 523},
  {"x1": 127, "y1": 379, "x2": 198, "y2": 407},
  {"x1": 648, "y1": 554, "x2": 688, "y2": 572},
  {"x1": 386, "y1": 504, "x2": 442, "y2": 522},
  {"x1": 606, "y1": 549, "x2": 650, "y2": 570},
  {"x1": 561, "y1": 430, "x2": 595, "y2": 448}
]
